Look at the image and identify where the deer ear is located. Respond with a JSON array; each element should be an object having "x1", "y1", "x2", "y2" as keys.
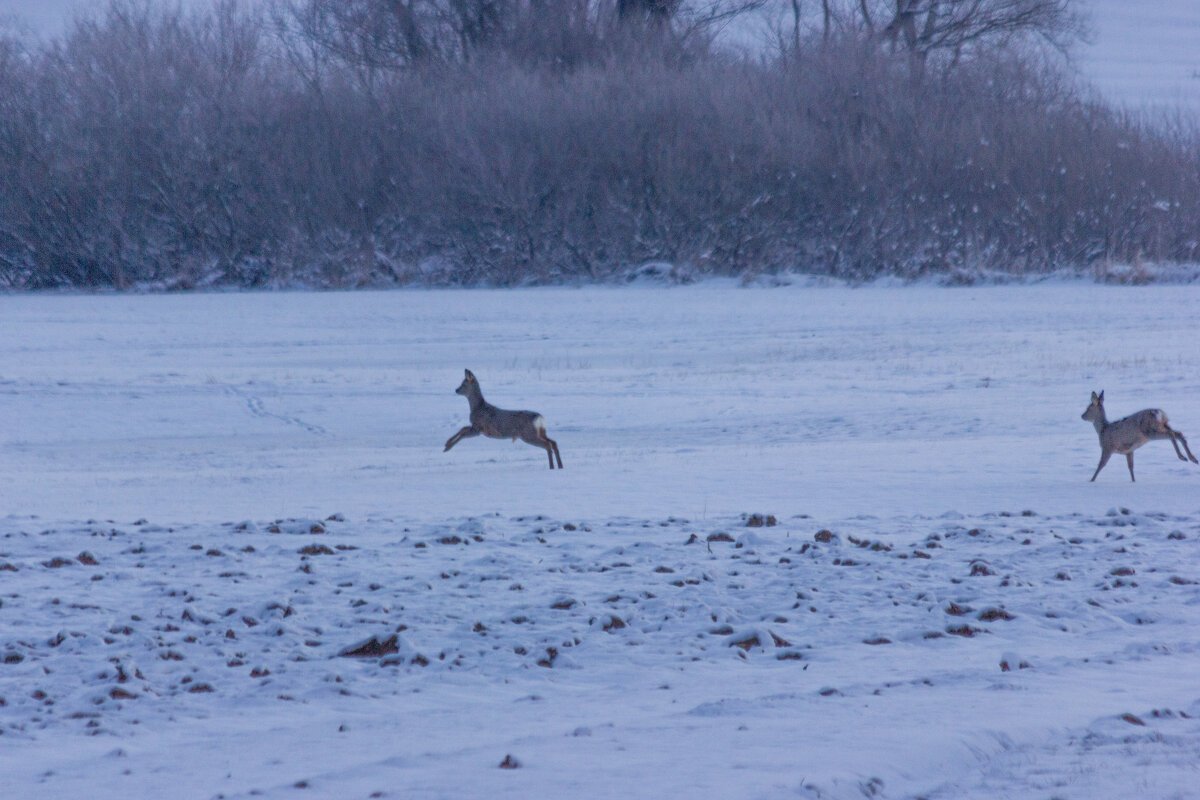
[
  {"x1": 1091, "y1": 391, "x2": 1098, "y2": 401},
  {"x1": 1098, "y1": 390, "x2": 1104, "y2": 402}
]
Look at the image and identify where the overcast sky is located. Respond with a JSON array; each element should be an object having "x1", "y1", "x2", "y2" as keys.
[
  {"x1": 0, "y1": 0, "x2": 224, "y2": 36},
  {"x1": 0, "y1": 0, "x2": 78, "y2": 34}
]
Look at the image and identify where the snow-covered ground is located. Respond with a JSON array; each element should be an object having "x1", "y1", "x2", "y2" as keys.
[{"x1": 3, "y1": 284, "x2": 1200, "y2": 799}]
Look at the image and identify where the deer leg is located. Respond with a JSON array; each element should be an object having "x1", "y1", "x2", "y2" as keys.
[
  {"x1": 1126, "y1": 452, "x2": 1135, "y2": 482},
  {"x1": 544, "y1": 435, "x2": 563, "y2": 469},
  {"x1": 519, "y1": 431, "x2": 557, "y2": 469},
  {"x1": 444, "y1": 426, "x2": 479, "y2": 452},
  {"x1": 1160, "y1": 426, "x2": 1189, "y2": 461},
  {"x1": 1169, "y1": 435, "x2": 1188, "y2": 461},
  {"x1": 1183, "y1": 434, "x2": 1199, "y2": 464},
  {"x1": 1168, "y1": 427, "x2": 1199, "y2": 463},
  {"x1": 1090, "y1": 449, "x2": 1112, "y2": 481}
]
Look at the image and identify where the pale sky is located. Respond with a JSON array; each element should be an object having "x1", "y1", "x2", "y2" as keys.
[
  {"x1": 0, "y1": 0, "x2": 226, "y2": 36},
  {"x1": 0, "y1": 0, "x2": 79, "y2": 35}
]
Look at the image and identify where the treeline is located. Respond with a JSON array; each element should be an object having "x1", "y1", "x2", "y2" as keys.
[{"x1": 0, "y1": 0, "x2": 1197, "y2": 289}]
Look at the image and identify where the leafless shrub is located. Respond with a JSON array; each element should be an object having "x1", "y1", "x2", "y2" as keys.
[
  {"x1": 801, "y1": 0, "x2": 1086, "y2": 65},
  {"x1": 0, "y1": 0, "x2": 1196, "y2": 288}
]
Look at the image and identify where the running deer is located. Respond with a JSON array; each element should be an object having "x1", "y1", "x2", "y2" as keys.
[
  {"x1": 444, "y1": 369, "x2": 563, "y2": 469},
  {"x1": 1081, "y1": 391, "x2": 1197, "y2": 481}
]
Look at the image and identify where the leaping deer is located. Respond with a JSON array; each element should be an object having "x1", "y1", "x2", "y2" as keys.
[
  {"x1": 444, "y1": 369, "x2": 563, "y2": 469},
  {"x1": 1081, "y1": 391, "x2": 1197, "y2": 481}
]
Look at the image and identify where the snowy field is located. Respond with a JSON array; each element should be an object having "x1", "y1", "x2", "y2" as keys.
[{"x1": 2, "y1": 285, "x2": 1200, "y2": 799}]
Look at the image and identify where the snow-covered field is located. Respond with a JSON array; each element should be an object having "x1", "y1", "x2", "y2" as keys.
[{"x1": 3, "y1": 285, "x2": 1200, "y2": 799}]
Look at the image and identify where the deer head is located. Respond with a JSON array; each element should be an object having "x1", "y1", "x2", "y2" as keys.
[
  {"x1": 1082, "y1": 390, "x2": 1104, "y2": 423},
  {"x1": 456, "y1": 369, "x2": 478, "y2": 396}
]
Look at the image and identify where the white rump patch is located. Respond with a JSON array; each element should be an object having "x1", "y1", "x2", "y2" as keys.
[
  {"x1": 532, "y1": 415, "x2": 546, "y2": 432},
  {"x1": 1156, "y1": 410, "x2": 1169, "y2": 425}
]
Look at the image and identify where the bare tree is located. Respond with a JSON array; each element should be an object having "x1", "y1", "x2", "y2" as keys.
[
  {"x1": 270, "y1": 1, "x2": 770, "y2": 71},
  {"x1": 0, "y1": 31, "x2": 34, "y2": 286},
  {"x1": 870, "y1": 0, "x2": 1084, "y2": 63},
  {"x1": 2, "y1": 0, "x2": 1195, "y2": 290},
  {"x1": 274, "y1": 0, "x2": 444, "y2": 70},
  {"x1": 617, "y1": 0, "x2": 683, "y2": 25},
  {"x1": 273, "y1": 0, "x2": 594, "y2": 71}
]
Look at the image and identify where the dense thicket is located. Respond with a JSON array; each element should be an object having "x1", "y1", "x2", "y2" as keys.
[{"x1": 0, "y1": 0, "x2": 1196, "y2": 289}]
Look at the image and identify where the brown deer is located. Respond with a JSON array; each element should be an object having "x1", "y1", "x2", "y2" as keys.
[
  {"x1": 1081, "y1": 391, "x2": 1197, "y2": 481},
  {"x1": 444, "y1": 370, "x2": 563, "y2": 469}
]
